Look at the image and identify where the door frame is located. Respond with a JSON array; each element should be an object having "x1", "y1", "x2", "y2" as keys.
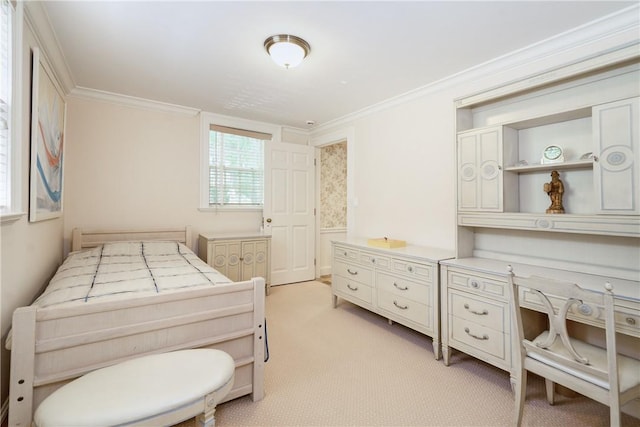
[{"x1": 310, "y1": 127, "x2": 356, "y2": 278}]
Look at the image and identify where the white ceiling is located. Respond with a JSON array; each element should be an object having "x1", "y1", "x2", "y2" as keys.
[{"x1": 42, "y1": 1, "x2": 636, "y2": 129}]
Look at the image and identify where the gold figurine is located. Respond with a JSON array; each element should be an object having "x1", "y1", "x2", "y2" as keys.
[{"x1": 543, "y1": 170, "x2": 565, "y2": 214}]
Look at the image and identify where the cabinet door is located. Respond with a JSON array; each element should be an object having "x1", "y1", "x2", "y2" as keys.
[
  {"x1": 238, "y1": 240, "x2": 258, "y2": 281},
  {"x1": 212, "y1": 241, "x2": 241, "y2": 281},
  {"x1": 458, "y1": 127, "x2": 503, "y2": 211},
  {"x1": 252, "y1": 240, "x2": 269, "y2": 282},
  {"x1": 593, "y1": 97, "x2": 640, "y2": 214}
]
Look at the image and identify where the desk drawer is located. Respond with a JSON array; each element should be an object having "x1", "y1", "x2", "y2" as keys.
[
  {"x1": 377, "y1": 271, "x2": 430, "y2": 305},
  {"x1": 520, "y1": 288, "x2": 640, "y2": 337},
  {"x1": 334, "y1": 276, "x2": 373, "y2": 305},
  {"x1": 449, "y1": 290, "x2": 507, "y2": 332},
  {"x1": 334, "y1": 260, "x2": 373, "y2": 286},
  {"x1": 447, "y1": 269, "x2": 507, "y2": 300},
  {"x1": 378, "y1": 290, "x2": 430, "y2": 327},
  {"x1": 450, "y1": 315, "x2": 509, "y2": 362}
]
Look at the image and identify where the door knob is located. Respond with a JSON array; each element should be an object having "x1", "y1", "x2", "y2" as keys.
[{"x1": 266, "y1": 218, "x2": 272, "y2": 223}]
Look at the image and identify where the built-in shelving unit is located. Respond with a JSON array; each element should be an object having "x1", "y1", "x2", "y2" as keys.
[
  {"x1": 441, "y1": 50, "x2": 640, "y2": 413},
  {"x1": 455, "y1": 59, "x2": 640, "y2": 237}
]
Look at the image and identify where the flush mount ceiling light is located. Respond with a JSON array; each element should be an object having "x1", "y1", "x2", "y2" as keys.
[{"x1": 264, "y1": 35, "x2": 310, "y2": 69}]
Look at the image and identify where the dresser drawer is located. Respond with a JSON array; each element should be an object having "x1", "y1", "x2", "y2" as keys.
[
  {"x1": 378, "y1": 290, "x2": 430, "y2": 328},
  {"x1": 450, "y1": 315, "x2": 509, "y2": 363},
  {"x1": 377, "y1": 271, "x2": 430, "y2": 306},
  {"x1": 447, "y1": 269, "x2": 507, "y2": 300},
  {"x1": 333, "y1": 276, "x2": 373, "y2": 305},
  {"x1": 449, "y1": 290, "x2": 507, "y2": 332},
  {"x1": 334, "y1": 260, "x2": 373, "y2": 286},
  {"x1": 334, "y1": 245, "x2": 359, "y2": 262},
  {"x1": 391, "y1": 259, "x2": 433, "y2": 282},
  {"x1": 357, "y1": 250, "x2": 390, "y2": 269}
]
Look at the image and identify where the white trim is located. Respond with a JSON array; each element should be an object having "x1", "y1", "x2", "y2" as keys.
[
  {"x1": 70, "y1": 87, "x2": 200, "y2": 116},
  {"x1": 23, "y1": 1, "x2": 74, "y2": 94},
  {"x1": 1, "y1": 211, "x2": 26, "y2": 224},
  {"x1": 310, "y1": 127, "x2": 356, "y2": 237},
  {"x1": 321, "y1": 227, "x2": 347, "y2": 234},
  {"x1": 281, "y1": 126, "x2": 310, "y2": 137},
  {"x1": 312, "y1": 4, "x2": 640, "y2": 133},
  {"x1": 199, "y1": 112, "x2": 282, "y2": 209},
  {"x1": 1, "y1": 0, "x2": 23, "y2": 219}
]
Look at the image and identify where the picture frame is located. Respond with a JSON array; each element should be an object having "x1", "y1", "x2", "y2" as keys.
[{"x1": 29, "y1": 47, "x2": 66, "y2": 222}]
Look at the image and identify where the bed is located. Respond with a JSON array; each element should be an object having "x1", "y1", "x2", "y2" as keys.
[{"x1": 6, "y1": 227, "x2": 266, "y2": 427}]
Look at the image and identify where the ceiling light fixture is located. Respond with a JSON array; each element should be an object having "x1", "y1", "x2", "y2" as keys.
[{"x1": 264, "y1": 34, "x2": 310, "y2": 69}]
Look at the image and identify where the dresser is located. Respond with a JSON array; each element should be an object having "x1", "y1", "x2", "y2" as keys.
[
  {"x1": 198, "y1": 232, "x2": 271, "y2": 293},
  {"x1": 331, "y1": 239, "x2": 454, "y2": 359}
]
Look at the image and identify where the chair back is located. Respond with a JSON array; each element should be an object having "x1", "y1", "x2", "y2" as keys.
[{"x1": 506, "y1": 265, "x2": 618, "y2": 392}]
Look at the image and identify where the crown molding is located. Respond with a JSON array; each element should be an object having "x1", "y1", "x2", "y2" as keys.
[
  {"x1": 313, "y1": 4, "x2": 640, "y2": 134},
  {"x1": 24, "y1": 1, "x2": 75, "y2": 95},
  {"x1": 70, "y1": 87, "x2": 201, "y2": 116}
]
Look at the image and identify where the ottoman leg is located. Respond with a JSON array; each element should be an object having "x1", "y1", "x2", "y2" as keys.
[{"x1": 197, "y1": 392, "x2": 218, "y2": 427}]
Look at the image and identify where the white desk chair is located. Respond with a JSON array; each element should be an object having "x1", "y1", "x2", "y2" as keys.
[{"x1": 506, "y1": 265, "x2": 640, "y2": 426}]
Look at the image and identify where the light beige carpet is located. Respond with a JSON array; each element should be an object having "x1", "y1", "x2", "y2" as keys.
[{"x1": 178, "y1": 281, "x2": 639, "y2": 426}]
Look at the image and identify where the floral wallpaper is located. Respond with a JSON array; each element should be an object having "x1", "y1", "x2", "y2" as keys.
[{"x1": 320, "y1": 142, "x2": 347, "y2": 228}]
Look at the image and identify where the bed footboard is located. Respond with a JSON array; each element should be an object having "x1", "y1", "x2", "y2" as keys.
[{"x1": 8, "y1": 277, "x2": 265, "y2": 427}]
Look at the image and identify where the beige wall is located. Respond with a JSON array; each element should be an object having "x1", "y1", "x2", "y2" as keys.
[
  {"x1": 0, "y1": 20, "x2": 65, "y2": 406},
  {"x1": 62, "y1": 98, "x2": 263, "y2": 254}
]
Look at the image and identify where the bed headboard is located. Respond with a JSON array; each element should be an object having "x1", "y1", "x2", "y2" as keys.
[{"x1": 71, "y1": 226, "x2": 193, "y2": 252}]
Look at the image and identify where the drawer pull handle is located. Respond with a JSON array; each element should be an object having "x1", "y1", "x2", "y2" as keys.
[
  {"x1": 464, "y1": 303, "x2": 488, "y2": 316},
  {"x1": 393, "y1": 300, "x2": 408, "y2": 310},
  {"x1": 347, "y1": 284, "x2": 358, "y2": 291},
  {"x1": 347, "y1": 269, "x2": 358, "y2": 275},
  {"x1": 407, "y1": 266, "x2": 413, "y2": 273},
  {"x1": 393, "y1": 282, "x2": 409, "y2": 291},
  {"x1": 626, "y1": 317, "x2": 636, "y2": 325},
  {"x1": 464, "y1": 327, "x2": 488, "y2": 341},
  {"x1": 470, "y1": 280, "x2": 480, "y2": 289}
]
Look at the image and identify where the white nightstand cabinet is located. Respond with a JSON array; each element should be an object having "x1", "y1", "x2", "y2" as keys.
[
  {"x1": 198, "y1": 232, "x2": 271, "y2": 293},
  {"x1": 332, "y1": 239, "x2": 454, "y2": 359}
]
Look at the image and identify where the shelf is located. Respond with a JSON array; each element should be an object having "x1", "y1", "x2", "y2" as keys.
[
  {"x1": 504, "y1": 159, "x2": 593, "y2": 173},
  {"x1": 457, "y1": 212, "x2": 640, "y2": 238}
]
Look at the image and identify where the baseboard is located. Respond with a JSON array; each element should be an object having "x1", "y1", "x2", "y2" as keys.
[
  {"x1": 319, "y1": 266, "x2": 332, "y2": 277},
  {"x1": 1, "y1": 396, "x2": 8, "y2": 425}
]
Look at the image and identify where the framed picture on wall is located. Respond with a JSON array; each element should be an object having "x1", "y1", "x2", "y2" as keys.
[{"x1": 29, "y1": 47, "x2": 66, "y2": 222}]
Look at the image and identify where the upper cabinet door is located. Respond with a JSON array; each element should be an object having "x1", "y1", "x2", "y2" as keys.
[
  {"x1": 458, "y1": 127, "x2": 503, "y2": 212},
  {"x1": 593, "y1": 97, "x2": 640, "y2": 215}
]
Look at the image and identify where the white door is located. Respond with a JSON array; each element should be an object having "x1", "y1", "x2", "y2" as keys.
[{"x1": 264, "y1": 141, "x2": 315, "y2": 285}]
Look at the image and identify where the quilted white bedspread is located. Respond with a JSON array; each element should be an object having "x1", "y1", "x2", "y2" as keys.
[{"x1": 33, "y1": 241, "x2": 233, "y2": 308}]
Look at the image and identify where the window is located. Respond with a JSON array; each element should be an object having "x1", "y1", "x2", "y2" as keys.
[
  {"x1": 0, "y1": 0, "x2": 12, "y2": 213},
  {"x1": 0, "y1": 0, "x2": 21, "y2": 221},
  {"x1": 206, "y1": 124, "x2": 271, "y2": 207}
]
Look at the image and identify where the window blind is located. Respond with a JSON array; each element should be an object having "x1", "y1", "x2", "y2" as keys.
[
  {"x1": 0, "y1": 0, "x2": 11, "y2": 211},
  {"x1": 208, "y1": 125, "x2": 271, "y2": 207}
]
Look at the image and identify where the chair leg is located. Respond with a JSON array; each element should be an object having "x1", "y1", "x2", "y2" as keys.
[
  {"x1": 544, "y1": 379, "x2": 555, "y2": 405},
  {"x1": 609, "y1": 394, "x2": 621, "y2": 427},
  {"x1": 514, "y1": 369, "x2": 527, "y2": 427}
]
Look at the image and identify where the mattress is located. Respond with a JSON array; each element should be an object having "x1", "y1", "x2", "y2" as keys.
[{"x1": 33, "y1": 241, "x2": 233, "y2": 308}]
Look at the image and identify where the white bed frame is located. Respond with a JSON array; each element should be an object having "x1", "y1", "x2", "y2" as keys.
[{"x1": 7, "y1": 227, "x2": 265, "y2": 427}]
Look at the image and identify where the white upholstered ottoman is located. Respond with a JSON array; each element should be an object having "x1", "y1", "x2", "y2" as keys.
[{"x1": 34, "y1": 349, "x2": 235, "y2": 427}]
